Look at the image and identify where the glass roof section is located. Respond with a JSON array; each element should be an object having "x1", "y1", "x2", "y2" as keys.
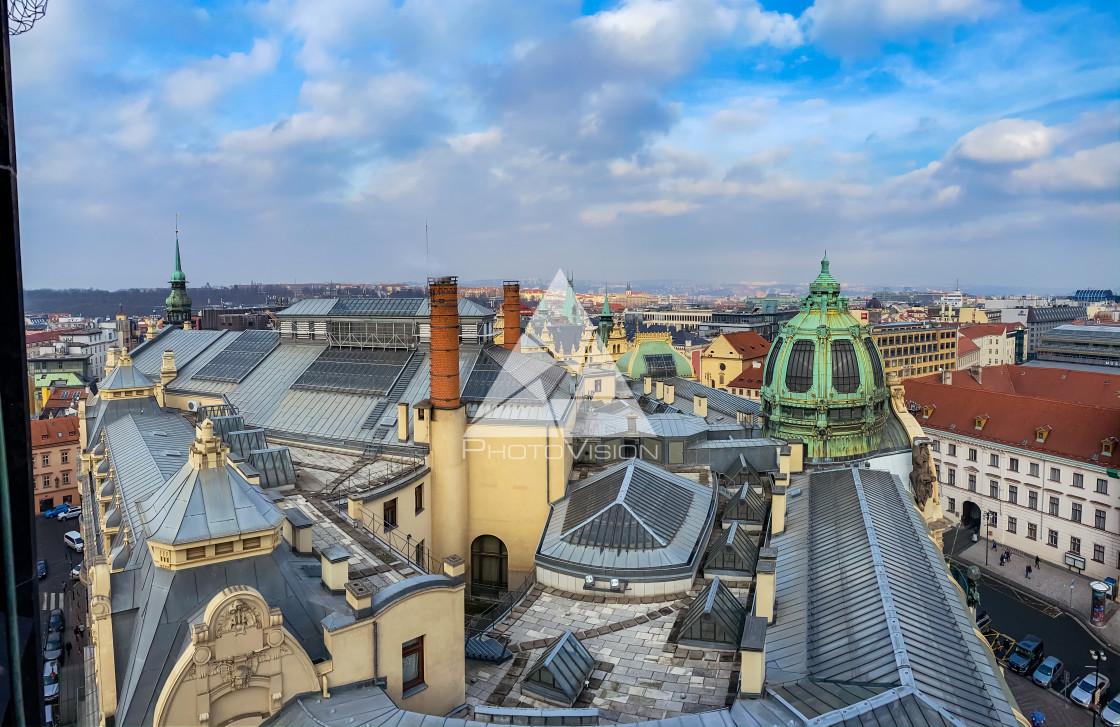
[{"x1": 291, "y1": 348, "x2": 412, "y2": 396}]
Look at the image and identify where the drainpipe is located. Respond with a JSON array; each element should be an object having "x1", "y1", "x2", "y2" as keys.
[{"x1": 373, "y1": 620, "x2": 380, "y2": 683}]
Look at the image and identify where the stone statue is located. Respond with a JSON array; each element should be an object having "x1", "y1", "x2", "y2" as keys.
[{"x1": 910, "y1": 441, "x2": 935, "y2": 511}]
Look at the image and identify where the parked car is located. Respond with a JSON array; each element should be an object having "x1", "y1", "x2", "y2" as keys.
[
  {"x1": 1007, "y1": 634, "x2": 1045, "y2": 675},
  {"x1": 43, "y1": 632, "x2": 63, "y2": 662},
  {"x1": 47, "y1": 608, "x2": 64, "y2": 634},
  {"x1": 975, "y1": 610, "x2": 992, "y2": 633},
  {"x1": 43, "y1": 704, "x2": 57, "y2": 727},
  {"x1": 1070, "y1": 672, "x2": 1110, "y2": 708},
  {"x1": 36, "y1": 559, "x2": 47, "y2": 579},
  {"x1": 64, "y1": 530, "x2": 84, "y2": 552},
  {"x1": 71, "y1": 562, "x2": 82, "y2": 580},
  {"x1": 1032, "y1": 655, "x2": 1063, "y2": 689},
  {"x1": 42, "y1": 660, "x2": 59, "y2": 704},
  {"x1": 43, "y1": 504, "x2": 69, "y2": 518},
  {"x1": 1101, "y1": 695, "x2": 1120, "y2": 727},
  {"x1": 58, "y1": 506, "x2": 82, "y2": 521}
]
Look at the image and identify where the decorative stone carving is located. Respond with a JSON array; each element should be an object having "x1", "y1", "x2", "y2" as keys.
[
  {"x1": 910, "y1": 441, "x2": 935, "y2": 511},
  {"x1": 217, "y1": 599, "x2": 262, "y2": 635},
  {"x1": 211, "y1": 652, "x2": 260, "y2": 691},
  {"x1": 91, "y1": 595, "x2": 111, "y2": 620}
]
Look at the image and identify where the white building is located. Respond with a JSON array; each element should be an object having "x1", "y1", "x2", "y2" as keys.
[{"x1": 906, "y1": 368, "x2": 1120, "y2": 581}]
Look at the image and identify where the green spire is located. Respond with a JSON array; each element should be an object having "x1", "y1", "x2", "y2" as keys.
[
  {"x1": 170, "y1": 233, "x2": 187, "y2": 284},
  {"x1": 809, "y1": 252, "x2": 839, "y2": 295},
  {"x1": 601, "y1": 291, "x2": 611, "y2": 318}
]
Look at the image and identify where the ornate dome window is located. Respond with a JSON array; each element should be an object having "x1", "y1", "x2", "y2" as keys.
[
  {"x1": 784, "y1": 340, "x2": 815, "y2": 393},
  {"x1": 831, "y1": 340, "x2": 861, "y2": 393}
]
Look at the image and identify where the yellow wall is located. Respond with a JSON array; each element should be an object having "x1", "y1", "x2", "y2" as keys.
[
  {"x1": 700, "y1": 334, "x2": 765, "y2": 390},
  {"x1": 430, "y1": 407, "x2": 469, "y2": 563},
  {"x1": 322, "y1": 581, "x2": 466, "y2": 715},
  {"x1": 348, "y1": 474, "x2": 433, "y2": 565},
  {"x1": 464, "y1": 423, "x2": 572, "y2": 574}
]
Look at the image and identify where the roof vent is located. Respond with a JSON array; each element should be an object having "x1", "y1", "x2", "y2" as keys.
[
  {"x1": 153, "y1": 430, "x2": 167, "y2": 437},
  {"x1": 164, "y1": 450, "x2": 182, "y2": 457}
]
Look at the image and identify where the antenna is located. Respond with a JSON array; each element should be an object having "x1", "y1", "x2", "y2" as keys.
[{"x1": 425, "y1": 221, "x2": 430, "y2": 294}]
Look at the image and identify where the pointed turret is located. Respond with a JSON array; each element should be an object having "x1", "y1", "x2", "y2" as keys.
[
  {"x1": 165, "y1": 229, "x2": 193, "y2": 325},
  {"x1": 598, "y1": 291, "x2": 613, "y2": 346}
]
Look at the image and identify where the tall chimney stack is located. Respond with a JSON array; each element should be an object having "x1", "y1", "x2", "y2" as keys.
[
  {"x1": 429, "y1": 276, "x2": 461, "y2": 409},
  {"x1": 502, "y1": 280, "x2": 521, "y2": 350}
]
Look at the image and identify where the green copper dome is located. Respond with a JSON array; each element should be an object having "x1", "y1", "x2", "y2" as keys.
[
  {"x1": 617, "y1": 339, "x2": 693, "y2": 380},
  {"x1": 759, "y1": 256, "x2": 889, "y2": 460}
]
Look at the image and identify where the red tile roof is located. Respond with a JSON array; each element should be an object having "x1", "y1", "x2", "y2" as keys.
[
  {"x1": 25, "y1": 330, "x2": 60, "y2": 344},
  {"x1": 904, "y1": 378, "x2": 1119, "y2": 465},
  {"x1": 728, "y1": 368, "x2": 764, "y2": 389},
  {"x1": 716, "y1": 331, "x2": 772, "y2": 359},
  {"x1": 912, "y1": 365, "x2": 1120, "y2": 409},
  {"x1": 30, "y1": 417, "x2": 80, "y2": 447},
  {"x1": 959, "y1": 322, "x2": 1024, "y2": 340},
  {"x1": 956, "y1": 338, "x2": 980, "y2": 356},
  {"x1": 44, "y1": 389, "x2": 88, "y2": 409}
]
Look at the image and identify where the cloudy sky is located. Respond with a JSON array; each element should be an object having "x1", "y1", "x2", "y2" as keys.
[{"x1": 11, "y1": 0, "x2": 1118, "y2": 292}]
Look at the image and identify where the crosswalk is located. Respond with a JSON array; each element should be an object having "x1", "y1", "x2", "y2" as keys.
[{"x1": 41, "y1": 591, "x2": 64, "y2": 611}]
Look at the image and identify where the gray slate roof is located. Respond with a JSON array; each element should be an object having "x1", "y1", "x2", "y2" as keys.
[
  {"x1": 99, "y1": 361, "x2": 154, "y2": 391},
  {"x1": 536, "y1": 459, "x2": 717, "y2": 580},
  {"x1": 522, "y1": 630, "x2": 595, "y2": 707},
  {"x1": 761, "y1": 467, "x2": 1019, "y2": 727}
]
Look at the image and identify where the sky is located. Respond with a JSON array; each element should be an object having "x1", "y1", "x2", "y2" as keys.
[{"x1": 10, "y1": 0, "x2": 1119, "y2": 292}]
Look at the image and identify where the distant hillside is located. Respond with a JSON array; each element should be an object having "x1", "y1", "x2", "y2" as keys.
[{"x1": 24, "y1": 286, "x2": 277, "y2": 319}]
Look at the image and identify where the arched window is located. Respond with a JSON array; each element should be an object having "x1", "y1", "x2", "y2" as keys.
[
  {"x1": 863, "y1": 338, "x2": 884, "y2": 387},
  {"x1": 785, "y1": 340, "x2": 815, "y2": 393},
  {"x1": 763, "y1": 337, "x2": 783, "y2": 387},
  {"x1": 470, "y1": 535, "x2": 508, "y2": 593},
  {"x1": 830, "y1": 340, "x2": 860, "y2": 393}
]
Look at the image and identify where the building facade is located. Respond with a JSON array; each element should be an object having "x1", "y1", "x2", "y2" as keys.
[
  {"x1": 699, "y1": 331, "x2": 771, "y2": 390},
  {"x1": 958, "y1": 322, "x2": 1025, "y2": 367},
  {"x1": 907, "y1": 370, "x2": 1120, "y2": 581},
  {"x1": 31, "y1": 416, "x2": 81, "y2": 513},
  {"x1": 869, "y1": 320, "x2": 958, "y2": 378},
  {"x1": 1036, "y1": 324, "x2": 1119, "y2": 369},
  {"x1": 1002, "y1": 306, "x2": 1088, "y2": 359}
]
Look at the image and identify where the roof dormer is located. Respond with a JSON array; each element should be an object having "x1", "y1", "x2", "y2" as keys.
[
  {"x1": 921, "y1": 404, "x2": 936, "y2": 419},
  {"x1": 1036, "y1": 425, "x2": 1052, "y2": 443},
  {"x1": 1103, "y1": 437, "x2": 1117, "y2": 457},
  {"x1": 974, "y1": 414, "x2": 989, "y2": 431}
]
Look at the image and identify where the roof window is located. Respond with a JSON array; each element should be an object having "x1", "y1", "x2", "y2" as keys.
[
  {"x1": 1036, "y1": 426, "x2": 1051, "y2": 443},
  {"x1": 921, "y1": 404, "x2": 935, "y2": 419},
  {"x1": 1103, "y1": 438, "x2": 1117, "y2": 457},
  {"x1": 974, "y1": 414, "x2": 989, "y2": 430}
]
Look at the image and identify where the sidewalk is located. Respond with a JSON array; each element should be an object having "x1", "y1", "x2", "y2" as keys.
[{"x1": 953, "y1": 537, "x2": 1119, "y2": 651}]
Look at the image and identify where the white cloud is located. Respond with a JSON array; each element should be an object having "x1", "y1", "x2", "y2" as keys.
[
  {"x1": 803, "y1": 0, "x2": 998, "y2": 55},
  {"x1": 448, "y1": 128, "x2": 503, "y2": 154},
  {"x1": 164, "y1": 38, "x2": 279, "y2": 109},
  {"x1": 952, "y1": 118, "x2": 1058, "y2": 164},
  {"x1": 581, "y1": 199, "x2": 698, "y2": 225},
  {"x1": 1011, "y1": 142, "x2": 1119, "y2": 192}
]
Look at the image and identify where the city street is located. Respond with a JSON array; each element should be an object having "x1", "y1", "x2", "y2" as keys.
[{"x1": 36, "y1": 513, "x2": 87, "y2": 725}]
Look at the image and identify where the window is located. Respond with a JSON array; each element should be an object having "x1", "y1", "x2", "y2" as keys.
[
  {"x1": 989, "y1": 481, "x2": 999, "y2": 499},
  {"x1": 1009, "y1": 457, "x2": 1018, "y2": 472},
  {"x1": 987, "y1": 512, "x2": 998, "y2": 528},
  {"x1": 214, "y1": 542, "x2": 234, "y2": 555},
  {"x1": 1028, "y1": 463, "x2": 1040, "y2": 478},
  {"x1": 1049, "y1": 497, "x2": 1059, "y2": 516},
  {"x1": 1070, "y1": 536, "x2": 1081, "y2": 555},
  {"x1": 967, "y1": 448, "x2": 977, "y2": 462},
  {"x1": 989, "y1": 454, "x2": 999, "y2": 467},
  {"x1": 61, "y1": 472, "x2": 69, "y2": 485},
  {"x1": 968, "y1": 474, "x2": 977, "y2": 492},
  {"x1": 41, "y1": 475, "x2": 49, "y2": 489},
  {"x1": 947, "y1": 468, "x2": 956, "y2": 486},
  {"x1": 1007, "y1": 517, "x2": 1017, "y2": 534},
  {"x1": 1096, "y1": 509, "x2": 1107, "y2": 530},
  {"x1": 1028, "y1": 491, "x2": 1038, "y2": 510},
  {"x1": 931, "y1": 440, "x2": 940, "y2": 453},
  {"x1": 1049, "y1": 467, "x2": 1060, "y2": 483},
  {"x1": 1097, "y1": 478, "x2": 1109, "y2": 495},
  {"x1": 384, "y1": 498, "x2": 398, "y2": 529},
  {"x1": 41, "y1": 454, "x2": 49, "y2": 466},
  {"x1": 1008, "y1": 485, "x2": 1018, "y2": 504},
  {"x1": 186, "y1": 546, "x2": 206, "y2": 560},
  {"x1": 1093, "y1": 544, "x2": 1105, "y2": 563},
  {"x1": 948, "y1": 497, "x2": 956, "y2": 513},
  {"x1": 62, "y1": 495, "x2": 72, "y2": 504},
  {"x1": 415, "y1": 539, "x2": 425, "y2": 565},
  {"x1": 1027, "y1": 523, "x2": 1037, "y2": 540},
  {"x1": 831, "y1": 340, "x2": 861, "y2": 393},
  {"x1": 948, "y1": 443, "x2": 957, "y2": 456},
  {"x1": 1071, "y1": 503, "x2": 1082, "y2": 523},
  {"x1": 401, "y1": 636, "x2": 425, "y2": 692},
  {"x1": 414, "y1": 484, "x2": 424, "y2": 514},
  {"x1": 61, "y1": 451, "x2": 69, "y2": 464},
  {"x1": 784, "y1": 340, "x2": 815, "y2": 393},
  {"x1": 1073, "y1": 473, "x2": 1084, "y2": 488},
  {"x1": 242, "y1": 536, "x2": 260, "y2": 550},
  {"x1": 1047, "y1": 529, "x2": 1058, "y2": 547}
]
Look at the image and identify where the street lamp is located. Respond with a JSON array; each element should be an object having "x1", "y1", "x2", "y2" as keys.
[{"x1": 1091, "y1": 650, "x2": 1107, "y2": 726}]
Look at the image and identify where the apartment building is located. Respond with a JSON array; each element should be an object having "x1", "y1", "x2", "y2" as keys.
[
  {"x1": 30, "y1": 416, "x2": 81, "y2": 513},
  {"x1": 869, "y1": 320, "x2": 958, "y2": 379},
  {"x1": 906, "y1": 369, "x2": 1120, "y2": 580},
  {"x1": 958, "y1": 322, "x2": 1026, "y2": 367}
]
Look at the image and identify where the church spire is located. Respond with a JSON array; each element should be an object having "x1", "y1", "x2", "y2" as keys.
[{"x1": 165, "y1": 219, "x2": 193, "y2": 325}]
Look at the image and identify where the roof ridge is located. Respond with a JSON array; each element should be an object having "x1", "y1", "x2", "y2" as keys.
[{"x1": 906, "y1": 380, "x2": 1119, "y2": 411}]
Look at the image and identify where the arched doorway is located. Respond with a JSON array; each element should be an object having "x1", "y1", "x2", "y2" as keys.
[
  {"x1": 961, "y1": 500, "x2": 981, "y2": 530},
  {"x1": 470, "y1": 535, "x2": 508, "y2": 595}
]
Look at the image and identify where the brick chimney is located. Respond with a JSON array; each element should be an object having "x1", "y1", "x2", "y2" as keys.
[
  {"x1": 429, "y1": 276, "x2": 461, "y2": 409},
  {"x1": 502, "y1": 280, "x2": 521, "y2": 350}
]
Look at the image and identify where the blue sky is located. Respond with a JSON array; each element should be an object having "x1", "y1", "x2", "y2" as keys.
[{"x1": 11, "y1": 0, "x2": 1118, "y2": 292}]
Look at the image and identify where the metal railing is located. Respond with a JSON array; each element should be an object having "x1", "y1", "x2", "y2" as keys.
[
  {"x1": 355, "y1": 504, "x2": 444, "y2": 575},
  {"x1": 466, "y1": 573, "x2": 536, "y2": 638}
]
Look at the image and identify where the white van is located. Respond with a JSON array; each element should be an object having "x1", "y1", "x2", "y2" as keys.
[{"x1": 64, "y1": 530, "x2": 84, "y2": 552}]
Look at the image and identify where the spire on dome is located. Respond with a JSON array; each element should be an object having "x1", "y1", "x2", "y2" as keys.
[{"x1": 601, "y1": 291, "x2": 612, "y2": 318}]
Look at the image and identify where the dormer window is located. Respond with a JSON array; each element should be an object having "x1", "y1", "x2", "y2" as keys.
[
  {"x1": 974, "y1": 414, "x2": 989, "y2": 430},
  {"x1": 1036, "y1": 426, "x2": 1051, "y2": 443},
  {"x1": 1104, "y1": 438, "x2": 1117, "y2": 457},
  {"x1": 921, "y1": 405, "x2": 935, "y2": 419}
]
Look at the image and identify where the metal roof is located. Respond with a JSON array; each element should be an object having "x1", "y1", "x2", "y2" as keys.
[
  {"x1": 225, "y1": 429, "x2": 267, "y2": 458},
  {"x1": 248, "y1": 448, "x2": 297, "y2": 488},
  {"x1": 536, "y1": 459, "x2": 717, "y2": 580},
  {"x1": 1026, "y1": 306, "x2": 1086, "y2": 323},
  {"x1": 702, "y1": 523, "x2": 759, "y2": 577},
  {"x1": 763, "y1": 467, "x2": 1019, "y2": 727},
  {"x1": 722, "y1": 484, "x2": 765, "y2": 524},
  {"x1": 675, "y1": 576, "x2": 746, "y2": 650},
  {"x1": 208, "y1": 414, "x2": 245, "y2": 441},
  {"x1": 193, "y1": 330, "x2": 279, "y2": 383},
  {"x1": 129, "y1": 328, "x2": 228, "y2": 376},
  {"x1": 99, "y1": 361, "x2": 154, "y2": 391},
  {"x1": 522, "y1": 630, "x2": 595, "y2": 707}
]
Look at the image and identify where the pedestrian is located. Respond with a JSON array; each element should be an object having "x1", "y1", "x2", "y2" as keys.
[
  {"x1": 65, "y1": 641, "x2": 72, "y2": 657},
  {"x1": 1026, "y1": 565, "x2": 1032, "y2": 579},
  {"x1": 1035, "y1": 555, "x2": 1040, "y2": 568},
  {"x1": 1005, "y1": 549, "x2": 1011, "y2": 562},
  {"x1": 999, "y1": 554, "x2": 1006, "y2": 566},
  {"x1": 992, "y1": 540, "x2": 998, "y2": 550}
]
